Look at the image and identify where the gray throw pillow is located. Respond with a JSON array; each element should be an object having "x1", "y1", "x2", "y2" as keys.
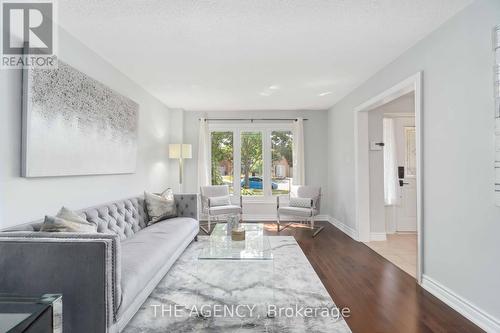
[
  {"x1": 209, "y1": 195, "x2": 231, "y2": 207},
  {"x1": 289, "y1": 197, "x2": 313, "y2": 208},
  {"x1": 41, "y1": 207, "x2": 97, "y2": 233},
  {"x1": 144, "y1": 189, "x2": 177, "y2": 224}
]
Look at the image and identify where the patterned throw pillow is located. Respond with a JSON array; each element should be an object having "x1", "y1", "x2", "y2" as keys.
[
  {"x1": 209, "y1": 195, "x2": 231, "y2": 207},
  {"x1": 144, "y1": 189, "x2": 177, "y2": 224},
  {"x1": 289, "y1": 197, "x2": 313, "y2": 208},
  {"x1": 41, "y1": 207, "x2": 97, "y2": 233}
]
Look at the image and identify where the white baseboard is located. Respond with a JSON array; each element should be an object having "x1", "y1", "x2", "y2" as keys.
[
  {"x1": 242, "y1": 215, "x2": 277, "y2": 222},
  {"x1": 395, "y1": 226, "x2": 417, "y2": 232},
  {"x1": 200, "y1": 215, "x2": 330, "y2": 222},
  {"x1": 327, "y1": 216, "x2": 358, "y2": 241},
  {"x1": 369, "y1": 232, "x2": 387, "y2": 241},
  {"x1": 422, "y1": 275, "x2": 500, "y2": 332},
  {"x1": 244, "y1": 214, "x2": 330, "y2": 222}
]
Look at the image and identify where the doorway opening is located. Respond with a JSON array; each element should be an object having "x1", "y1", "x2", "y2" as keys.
[
  {"x1": 365, "y1": 93, "x2": 417, "y2": 277},
  {"x1": 354, "y1": 72, "x2": 423, "y2": 282}
]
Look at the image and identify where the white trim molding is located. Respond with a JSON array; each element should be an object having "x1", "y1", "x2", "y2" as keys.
[
  {"x1": 328, "y1": 217, "x2": 359, "y2": 241},
  {"x1": 353, "y1": 71, "x2": 423, "y2": 283},
  {"x1": 422, "y1": 275, "x2": 500, "y2": 332},
  {"x1": 394, "y1": 226, "x2": 418, "y2": 233},
  {"x1": 369, "y1": 232, "x2": 387, "y2": 241}
]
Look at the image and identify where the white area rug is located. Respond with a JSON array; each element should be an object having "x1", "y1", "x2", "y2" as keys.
[{"x1": 124, "y1": 236, "x2": 352, "y2": 332}]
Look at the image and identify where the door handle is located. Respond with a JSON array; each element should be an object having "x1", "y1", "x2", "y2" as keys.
[{"x1": 399, "y1": 180, "x2": 410, "y2": 186}]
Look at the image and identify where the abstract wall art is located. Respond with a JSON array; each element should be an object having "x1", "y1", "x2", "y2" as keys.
[{"x1": 22, "y1": 60, "x2": 139, "y2": 177}]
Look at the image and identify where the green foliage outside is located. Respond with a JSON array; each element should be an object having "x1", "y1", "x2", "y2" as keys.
[
  {"x1": 210, "y1": 130, "x2": 293, "y2": 195},
  {"x1": 271, "y1": 131, "x2": 293, "y2": 195},
  {"x1": 271, "y1": 131, "x2": 293, "y2": 167},
  {"x1": 211, "y1": 132, "x2": 233, "y2": 186},
  {"x1": 240, "y1": 132, "x2": 263, "y2": 189}
]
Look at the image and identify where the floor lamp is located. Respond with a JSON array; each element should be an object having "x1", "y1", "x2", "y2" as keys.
[{"x1": 169, "y1": 144, "x2": 192, "y2": 192}]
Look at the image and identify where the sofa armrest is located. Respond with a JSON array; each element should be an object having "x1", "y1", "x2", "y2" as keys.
[
  {"x1": 174, "y1": 194, "x2": 199, "y2": 220},
  {"x1": 0, "y1": 232, "x2": 121, "y2": 333}
]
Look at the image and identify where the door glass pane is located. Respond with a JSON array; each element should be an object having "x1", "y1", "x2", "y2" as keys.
[
  {"x1": 240, "y1": 132, "x2": 263, "y2": 196},
  {"x1": 211, "y1": 132, "x2": 234, "y2": 193},
  {"x1": 404, "y1": 127, "x2": 416, "y2": 177},
  {"x1": 271, "y1": 131, "x2": 293, "y2": 195}
]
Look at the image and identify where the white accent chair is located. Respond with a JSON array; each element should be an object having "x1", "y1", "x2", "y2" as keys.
[
  {"x1": 277, "y1": 185, "x2": 323, "y2": 237},
  {"x1": 200, "y1": 185, "x2": 242, "y2": 234}
]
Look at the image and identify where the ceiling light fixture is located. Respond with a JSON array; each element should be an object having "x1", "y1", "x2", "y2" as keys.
[{"x1": 318, "y1": 91, "x2": 332, "y2": 97}]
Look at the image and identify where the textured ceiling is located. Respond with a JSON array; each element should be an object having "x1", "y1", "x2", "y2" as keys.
[{"x1": 58, "y1": 0, "x2": 472, "y2": 111}]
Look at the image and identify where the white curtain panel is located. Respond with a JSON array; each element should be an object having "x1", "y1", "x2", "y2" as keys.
[
  {"x1": 293, "y1": 117, "x2": 305, "y2": 185},
  {"x1": 383, "y1": 118, "x2": 400, "y2": 206},
  {"x1": 197, "y1": 118, "x2": 210, "y2": 188}
]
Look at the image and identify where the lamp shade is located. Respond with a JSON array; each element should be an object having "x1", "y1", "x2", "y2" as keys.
[
  {"x1": 169, "y1": 143, "x2": 192, "y2": 159},
  {"x1": 169, "y1": 144, "x2": 181, "y2": 159},
  {"x1": 182, "y1": 144, "x2": 192, "y2": 159}
]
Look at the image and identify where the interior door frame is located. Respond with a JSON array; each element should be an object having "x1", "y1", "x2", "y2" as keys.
[{"x1": 353, "y1": 72, "x2": 423, "y2": 283}]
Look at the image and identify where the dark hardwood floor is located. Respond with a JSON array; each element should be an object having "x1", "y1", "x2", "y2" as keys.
[{"x1": 201, "y1": 221, "x2": 483, "y2": 333}]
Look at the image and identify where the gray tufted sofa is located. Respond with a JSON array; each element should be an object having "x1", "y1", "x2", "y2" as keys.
[{"x1": 0, "y1": 194, "x2": 199, "y2": 333}]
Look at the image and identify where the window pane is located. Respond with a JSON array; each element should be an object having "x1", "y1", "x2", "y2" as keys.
[
  {"x1": 271, "y1": 131, "x2": 293, "y2": 195},
  {"x1": 211, "y1": 132, "x2": 234, "y2": 193},
  {"x1": 240, "y1": 132, "x2": 263, "y2": 196}
]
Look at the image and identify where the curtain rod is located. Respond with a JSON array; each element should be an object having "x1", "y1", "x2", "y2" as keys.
[{"x1": 198, "y1": 118, "x2": 308, "y2": 122}]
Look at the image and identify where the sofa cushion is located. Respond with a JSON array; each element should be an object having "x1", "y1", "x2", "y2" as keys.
[
  {"x1": 144, "y1": 190, "x2": 177, "y2": 224},
  {"x1": 41, "y1": 207, "x2": 98, "y2": 233},
  {"x1": 118, "y1": 217, "x2": 198, "y2": 317}
]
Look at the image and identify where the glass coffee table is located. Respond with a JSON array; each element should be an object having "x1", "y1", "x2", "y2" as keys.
[
  {"x1": 198, "y1": 223, "x2": 273, "y2": 260},
  {"x1": 196, "y1": 223, "x2": 275, "y2": 321}
]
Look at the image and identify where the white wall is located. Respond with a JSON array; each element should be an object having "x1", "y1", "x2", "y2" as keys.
[
  {"x1": 181, "y1": 110, "x2": 329, "y2": 216},
  {"x1": 368, "y1": 93, "x2": 414, "y2": 233},
  {"x1": 0, "y1": 27, "x2": 176, "y2": 229},
  {"x1": 328, "y1": 0, "x2": 500, "y2": 325},
  {"x1": 168, "y1": 108, "x2": 185, "y2": 192}
]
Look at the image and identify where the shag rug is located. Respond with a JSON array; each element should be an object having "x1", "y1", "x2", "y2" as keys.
[{"x1": 124, "y1": 236, "x2": 352, "y2": 332}]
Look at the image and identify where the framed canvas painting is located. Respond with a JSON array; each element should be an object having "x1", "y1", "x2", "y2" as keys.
[{"x1": 22, "y1": 60, "x2": 139, "y2": 177}]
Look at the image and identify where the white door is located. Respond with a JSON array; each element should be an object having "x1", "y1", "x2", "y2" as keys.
[{"x1": 394, "y1": 117, "x2": 417, "y2": 232}]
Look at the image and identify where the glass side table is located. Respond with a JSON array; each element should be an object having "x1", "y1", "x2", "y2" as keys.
[{"x1": 0, "y1": 294, "x2": 62, "y2": 333}]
